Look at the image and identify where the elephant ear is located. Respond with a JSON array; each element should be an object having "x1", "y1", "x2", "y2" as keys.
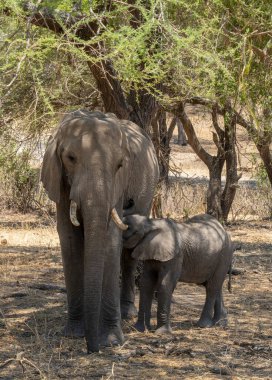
[
  {"x1": 112, "y1": 128, "x2": 130, "y2": 207},
  {"x1": 131, "y1": 228, "x2": 177, "y2": 262},
  {"x1": 40, "y1": 132, "x2": 62, "y2": 203}
]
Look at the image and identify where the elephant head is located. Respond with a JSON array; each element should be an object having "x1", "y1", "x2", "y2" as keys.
[
  {"x1": 41, "y1": 111, "x2": 133, "y2": 352},
  {"x1": 41, "y1": 111, "x2": 129, "y2": 230},
  {"x1": 123, "y1": 215, "x2": 180, "y2": 262}
]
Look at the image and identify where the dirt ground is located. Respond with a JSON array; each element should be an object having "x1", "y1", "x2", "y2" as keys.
[{"x1": 0, "y1": 211, "x2": 271, "y2": 380}]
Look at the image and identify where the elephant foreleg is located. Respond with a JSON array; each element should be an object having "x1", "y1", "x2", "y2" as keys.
[
  {"x1": 120, "y1": 248, "x2": 138, "y2": 319},
  {"x1": 135, "y1": 265, "x2": 157, "y2": 332},
  {"x1": 155, "y1": 267, "x2": 179, "y2": 335},
  {"x1": 99, "y1": 225, "x2": 124, "y2": 347},
  {"x1": 57, "y1": 207, "x2": 84, "y2": 338}
]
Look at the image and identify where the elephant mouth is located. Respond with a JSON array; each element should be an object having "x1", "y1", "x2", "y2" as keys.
[{"x1": 69, "y1": 200, "x2": 128, "y2": 230}]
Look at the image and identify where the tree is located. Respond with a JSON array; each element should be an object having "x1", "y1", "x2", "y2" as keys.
[
  {"x1": 174, "y1": 99, "x2": 241, "y2": 222},
  {"x1": 151, "y1": 110, "x2": 176, "y2": 181},
  {"x1": 1, "y1": 0, "x2": 271, "y2": 217},
  {"x1": 2, "y1": 1, "x2": 168, "y2": 129}
]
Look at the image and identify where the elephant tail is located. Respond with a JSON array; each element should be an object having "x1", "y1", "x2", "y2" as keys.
[{"x1": 228, "y1": 261, "x2": 232, "y2": 293}]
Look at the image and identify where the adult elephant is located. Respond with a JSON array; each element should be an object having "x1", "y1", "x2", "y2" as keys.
[{"x1": 41, "y1": 110, "x2": 159, "y2": 353}]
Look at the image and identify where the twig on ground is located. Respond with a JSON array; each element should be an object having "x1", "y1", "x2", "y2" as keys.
[
  {"x1": 105, "y1": 362, "x2": 115, "y2": 379},
  {"x1": 0, "y1": 352, "x2": 45, "y2": 379},
  {"x1": 28, "y1": 283, "x2": 66, "y2": 292}
]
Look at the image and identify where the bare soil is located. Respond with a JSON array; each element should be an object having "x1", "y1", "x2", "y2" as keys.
[{"x1": 0, "y1": 211, "x2": 271, "y2": 380}]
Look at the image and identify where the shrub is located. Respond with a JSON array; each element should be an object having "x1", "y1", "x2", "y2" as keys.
[{"x1": 0, "y1": 148, "x2": 39, "y2": 213}]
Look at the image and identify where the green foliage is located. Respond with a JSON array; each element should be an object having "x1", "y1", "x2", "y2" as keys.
[
  {"x1": 0, "y1": 0, "x2": 271, "y2": 212},
  {"x1": 0, "y1": 10, "x2": 100, "y2": 137},
  {"x1": 1, "y1": 0, "x2": 271, "y2": 112},
  {"x1": 0, "y1": 143, "x2": 38, "y2": 212}
]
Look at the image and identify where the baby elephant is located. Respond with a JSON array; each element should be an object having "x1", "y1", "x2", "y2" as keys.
[{"x1": 123, "y1": 214, "x2": 233, "y2": 335}]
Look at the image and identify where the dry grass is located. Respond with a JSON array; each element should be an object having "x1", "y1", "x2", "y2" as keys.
[
  {"x1": 160, "y1": 180, "x2": 272, "y2": 221},
  {"x1": 0, "y1": 212, "x2": 271, "y2": 379}
]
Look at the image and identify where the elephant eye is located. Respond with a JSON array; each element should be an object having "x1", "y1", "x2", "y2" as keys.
[
  {"x1": 117, "y1": 159, "x2": 123, "y2": 170},
  {"x1": 67, "y1": 154, "x2": 76, "y2": 163}
]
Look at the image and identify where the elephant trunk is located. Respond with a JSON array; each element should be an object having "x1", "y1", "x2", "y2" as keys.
[
  {"x1": 82, "y1": 206, "x2": 106, "y2": 353},
  {"x1": 81, "y1": 201, "x2": 123, "y2": 353}
]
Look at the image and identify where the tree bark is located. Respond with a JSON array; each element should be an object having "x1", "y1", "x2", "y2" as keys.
[
  {"x1": 256, "y1": 141, "x2": 272, "y2": 186},
  {"x1": 221, "y1": 108, "x2": 241, "y2": 221},
  {"x1": 176, "y1": 118, "x2": 187, "y2": 145},
  {"x1": 86, "y1": 60, "x2": 130, "y2": 120},
  {"x1": 207, "y1": 159, "x2": 224, "y2": 220},
  {"x1": 152, "y1": 110, "x2": 171, "y2": 181}
]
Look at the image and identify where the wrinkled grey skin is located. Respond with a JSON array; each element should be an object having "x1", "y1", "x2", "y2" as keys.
[
  {"x1": 123, "y1": 214, "x2": 233, "y2": 334},
  {"x1": 41, "y1": 110, "x2": 159, "y2": 352}
]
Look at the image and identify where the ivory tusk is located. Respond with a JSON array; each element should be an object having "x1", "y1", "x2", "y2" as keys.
[
  {"x1": 70, "y1": 200, "x2": 80, "y2": 226},
  {"x1": 111, "y1": 208, "x2": 128, "y2": 230}
]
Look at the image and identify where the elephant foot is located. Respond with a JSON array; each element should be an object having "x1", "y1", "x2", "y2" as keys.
[
  {"x1": 63, "y1": 319, "x2": 84, "y2": 338},
  {"x1": 134, "y1": 320, "x2": 147, "y2": 332},
  {"x1": 99, "y1": 326, "x2": 125, "y2": 348},
  {"x1": 121, "y1": 302, "x2": 138, "y2": 320},
  {"x1": 197, "y1": 317, "x2": 214, "y2": 328},
  {"x1": 155, "y1": 325, "x2": 172, "y2": 335}
]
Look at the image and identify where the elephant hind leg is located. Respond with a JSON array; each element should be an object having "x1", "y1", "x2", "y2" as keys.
[
  {"x1": 213, "y1": 290, "x2": 228, "y2": 327},
  {"x1": 197, "y1": 284, "x2": 217, "y2": 328}
]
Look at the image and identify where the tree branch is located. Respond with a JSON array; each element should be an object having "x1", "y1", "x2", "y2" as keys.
[
  {"x1": 186, "y1": 96, "x2": 267, "y2": 144},
  {"x1": 173, "y1": 102, "x2": 213, "y2": 167},
  {"x1": 19, "y1": 2, "x2": 131, "y2": 118},
  {"x1": 212, "y1": 132, "x2": 224, "y2": 156},
  {"x1": 167, "y1": 116, "x2": 177, "y2": 142},
  {"x1": 21, "y1": 2, "x2": 99, "y2": 39},
  {"x1": 211, "y1": 105, "x2": 224, "y2": 141},
  {"x1": 22, "y1": 2, "x2": 71, "y2": 35}
]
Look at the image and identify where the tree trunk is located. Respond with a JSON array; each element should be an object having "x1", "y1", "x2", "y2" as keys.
[
  {"x1": 256, "y1": 142, "x2": 272, "y2": 186},
  {"x1": 127, "y1": 89, "x2": 158, "y2": 132},
  {"x1": 151, "y1": 110, "x2": 176, "y2": 182},
  {"x1": 221, "y1": 111, "x2": 241, "y2": 222},
  {"x1": 206, "y1": 158, "x2": 225, "y2": 220},
  {"x1": 87, "y1": 60, "x2": 130, "y2": 120},
  {"x1": 177, "y1": 118, "x2": 187, "y2": 145}
]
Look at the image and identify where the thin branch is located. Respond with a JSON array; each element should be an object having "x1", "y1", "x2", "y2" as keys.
[
  {"x1": 167, "y1": 116, "x2": 177, "y2": 141},
  {"x1": 212, "y1": 132, "x2": 224, "y2": 156},
  {"x1": 211, "y1": 105, "x2": 224, "y2": 140},
  {"x1": 186, "y1": 96, "x2": 262, "y2": 142},
  {"x1": 173, "y1": 102, "x2": 213, "y2": 167}
]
